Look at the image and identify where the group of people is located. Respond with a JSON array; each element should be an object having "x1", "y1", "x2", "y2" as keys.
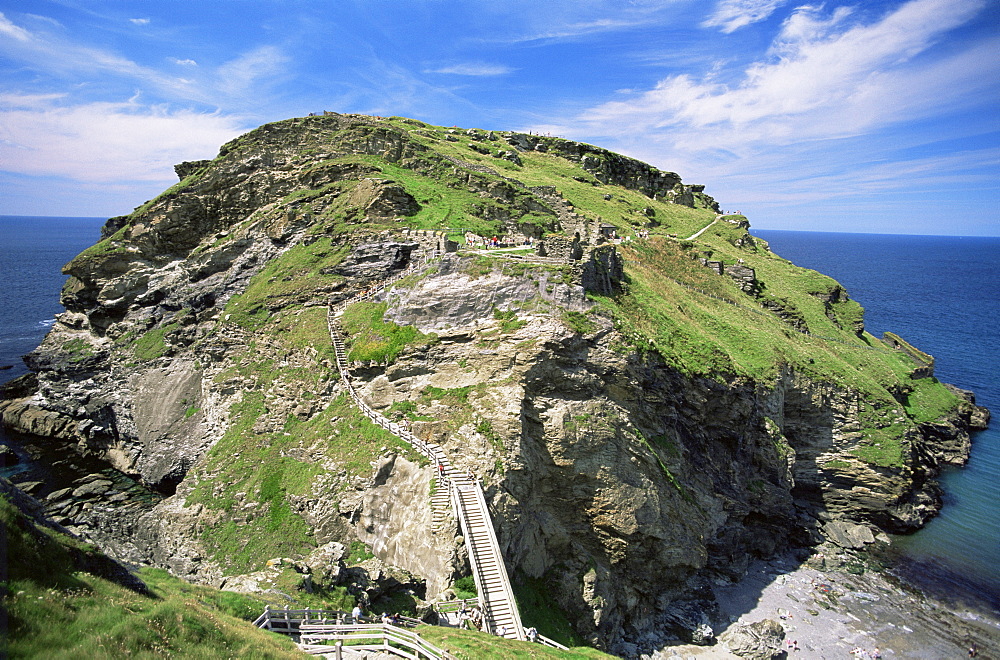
[
  {"x1": 458, "y1": 603, "x2": 484, "y2": 631},
  {"x1": 350, "y1": 605, "x2": 403, "y2": 627},
  {"x1": 465, "y1": 233, "x2": 537, "y2": 250},
  {"x1": 468, "y1": 235, "x2": 502, "y2": 249},
  {"x1": 850, "y1": 647, "x2": 881, "y2": 659}
]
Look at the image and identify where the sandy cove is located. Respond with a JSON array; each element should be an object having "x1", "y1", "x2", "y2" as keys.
[{"x1": 650, "y1": 546, "x2": 1000, "y2": 660}]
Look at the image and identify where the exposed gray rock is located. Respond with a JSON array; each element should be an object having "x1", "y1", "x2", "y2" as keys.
[
  {"x1": 13, "y1": 480, "x2": 43, "y2": 494},
  {"x1": 354, "y1": 454, "x2": 461, "y2": 597},
  {"x1": 72, "y1": 480, "x2": 113, "y2": 498},
  {"x1": 46, "y1": 487, "x2": 74, "y2": 502},
  {"x1": 724, "y1": 264, "x2": 758, "y2": 294},
  {"x1": 823, "y1": 521, "x2": 875, "y2": 549},
  {"x1": 719, "y1": 619, "x2": 785, "y2": 659}
]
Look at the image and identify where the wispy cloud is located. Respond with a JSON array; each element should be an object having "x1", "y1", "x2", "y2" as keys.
[
  {"x1": 574, "y1": 0, "x2": 990, "y2": 142},
  {"x1": 215, "y1": 46, "x2": 290, "y2": 98},
  {"x1": 472, "y1": 1, "x2": 686, "y2": 44},
  {"x1": 538, "y1": 0, "x2": 997, "y2": 222},
  {"x1": 423, "y1": 62, "x2": 514, "y2": 76},
  {"x1": 512, "y1": 17, "x2": 658, "y2": 42},
  {"x1": 0, "y1": 12, "x2": 182, "y2": 91},
  {"x1": 0, "y1": 94, "x2": 246, "y2": 184},
  {"x1": 0, "y1": 13, "x2": 291, "y2": 109},
  {"x1": 0, "y1": 12, "x2": 31, "y2": 41},
  {"x1": 702, "y1": 0, "x2": 790, "y2": 33},
  {"x1": 129, "y1": 18, "x2": 150, "y2": 26}
]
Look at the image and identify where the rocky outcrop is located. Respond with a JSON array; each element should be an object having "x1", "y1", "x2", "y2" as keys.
[
  {"x1": 718, "y1": 619, "x2": 785, "y2": 660},
  {"x1": 504, "y1": 132, "x2": 719, "y2": 210}
]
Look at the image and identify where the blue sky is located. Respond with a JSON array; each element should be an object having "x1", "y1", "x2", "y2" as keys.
[{"x1": 1, "y1": 0, "x2": 998, "y2": 235}]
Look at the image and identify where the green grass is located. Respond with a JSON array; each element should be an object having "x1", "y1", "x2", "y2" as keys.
[
  {"x1": 417, "y1": 625, "x2": 613, "y2": 660},
  {"x1": 224, "y1": 236, "x2": 350, "y2": 331},
  {"x1": 340, "y1": 301, "x2": 437, "y2": 362},
  {"x1": 132, "y1": 322, "x2": 179, "y2": 361},
  {"x1": 346, "y1": 540, "x2": 375, "y2": 564},
  {"x1": 514, "y1": 577, "x2": 588, "y2": 648},
  {"x1": 60, "y1": 337, "x2": 96, "y2": 362},
  {"x1": 1, "y1": 495, "x2": 303, "y2": 660},
  {"x1": 562, "y1": 311, "x2": 597, "y2": 334},
  {"x1": 493, "y1": 308, "x2": 528, "y2": 334},
  {"x1": 902, "y1": 377, "x2": 960, "y2": 423},
  {"x1": 421, "y1": 385, "x2": 473, "y2": 406},
  {"x1": 452, "y1": 575, "x2": 477, "y2": 599}
]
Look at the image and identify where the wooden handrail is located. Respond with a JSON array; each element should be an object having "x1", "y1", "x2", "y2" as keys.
[{"x1": 298, "y1": 623, "x2": 456, "y2": 659}]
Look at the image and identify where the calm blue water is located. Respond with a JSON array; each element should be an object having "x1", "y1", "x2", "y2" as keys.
[
  {"x1": 0, "y1": 216, "x2": 106, "y2": 378},
  {"x1": 755, "y1": 229, "x2": 1000, "y2": 608}
]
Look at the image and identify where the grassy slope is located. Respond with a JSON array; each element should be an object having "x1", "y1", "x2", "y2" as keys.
[
  {"x1": 1, "y1": 494, "x2": 304, "y2": 659},
  {"x1": 417, "y1": 625, "x2": 614, "y2": 660},
  {"x1": 1, "y1": 492, "x2": 618, "y2": 660}
]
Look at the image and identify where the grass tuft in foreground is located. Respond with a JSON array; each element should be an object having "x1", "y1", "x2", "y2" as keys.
[
  {"x1": 1, "y1": 493, "x2": 302, "y2": 659},
  {"x1": 416, "y1": 625, "x2": 614, "y2": 660}
]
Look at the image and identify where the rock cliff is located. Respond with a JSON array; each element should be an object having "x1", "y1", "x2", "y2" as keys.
[{"x1": 1, "y1": 113, "x2": 988, "y2": 654}]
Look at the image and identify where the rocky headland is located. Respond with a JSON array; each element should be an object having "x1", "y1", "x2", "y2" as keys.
[{"x1": 1, "y1": 113, "x2": 992, "y2": 657}]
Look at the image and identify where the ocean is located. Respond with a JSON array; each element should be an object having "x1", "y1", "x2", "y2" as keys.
[
  {"x1": 0, "y1": 216, "x2": 107, "y2": 379},
  {"x1": 755, "y1": 229, "x2": 1000, "y2": 612},
  {"x1": 1, "y1": 217, "x2": 997, "y2": 610}
]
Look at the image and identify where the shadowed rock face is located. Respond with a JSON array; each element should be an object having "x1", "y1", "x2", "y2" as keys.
[{"x1": 0, "y1": 113, "x2": 986, "y2": 653}]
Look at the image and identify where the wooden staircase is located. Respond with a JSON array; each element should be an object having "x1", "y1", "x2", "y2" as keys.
[
  {"x1": 326, "y1": 255, "x2": 525, "y2": 641},
  {"x1": 453, "y1": 479, "x2": 523, "y2": 638}
]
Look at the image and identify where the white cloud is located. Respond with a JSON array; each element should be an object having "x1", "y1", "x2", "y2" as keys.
[
  {"x1": 576, "y1": 0, "x2": 990, "y2": 142},
  {"x1": 539, "y1": 0, "x2": 997, "y2": 224},
  {"x1": 424, "y1": 62, "x2": 514, "y2": 76},
  {"x1": 216, "y1": 46, "x2": 290, "y2": 98},
  {"x1": 129, "y1": 18, "x2": 150, "y2": 26},
  {"x1": 0, "y1": 11, "x2": 31, "y2": 41},
  {"x1": 0, "y1": 95, "x2": 246, "y2": 184},
  {"x1": 170, "y1": 57, "x2": 198, "y2": 67},
  {"x1": 702, "y1": 0, "x2": 789, "y2": 33}
]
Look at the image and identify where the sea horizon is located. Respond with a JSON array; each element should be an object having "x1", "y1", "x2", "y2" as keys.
[{"x1": 4, "y1": 214, "x2": 1000, "y2": 239}]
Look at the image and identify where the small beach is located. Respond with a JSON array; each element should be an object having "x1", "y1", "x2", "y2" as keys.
[{"x1": 656, "y1": 546, "x2": 1000, "y2": 659}]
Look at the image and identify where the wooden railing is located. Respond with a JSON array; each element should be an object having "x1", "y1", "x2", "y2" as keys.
[
  {"x1": 432, "y1": 598, "x2": 478, "y2": 614},
  {"x1": 254, "y1": 605, "x2": 358, "y2": 635},
  {"x1": 256, "y1": 605, "x2": 569, "y2": 653},
  {"x1": 298, "y1": 623, "x2": 455, "y2": 659}
]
